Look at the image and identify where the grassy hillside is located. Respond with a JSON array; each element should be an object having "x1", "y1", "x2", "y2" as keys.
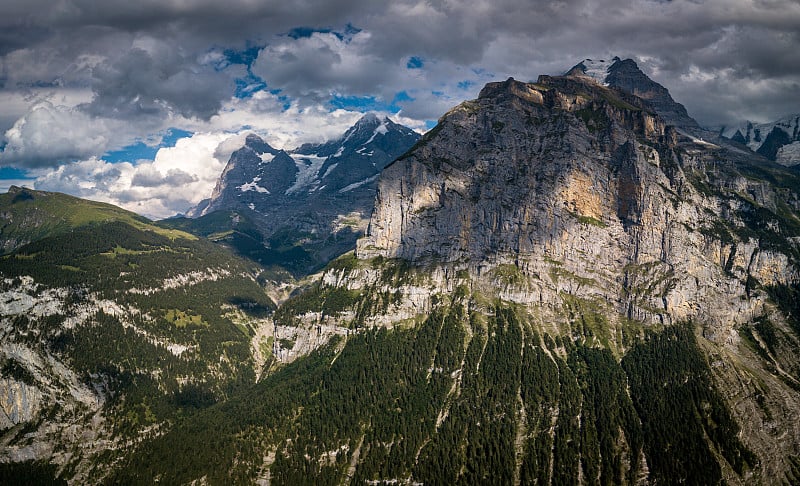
[
  {"x1": 0, "y1": 186, "x2": 192, "y2": 254},
  {"x1": 0, "y1": 188, "x2": 277, "y2": 482}
]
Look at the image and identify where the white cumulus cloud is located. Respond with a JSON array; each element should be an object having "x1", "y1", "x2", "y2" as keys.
[{"x1": 33, "y1": 132, "x2": 231, "y2": 219}]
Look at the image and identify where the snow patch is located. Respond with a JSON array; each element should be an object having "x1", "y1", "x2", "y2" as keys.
[
  {"x1": 689, "y1": 136, "x2": 720, "y2": 149},
  {"x1": 338, "y1": 175, "x2": 378, "y2": 193},
  {"x1": 577, "y1": 59, "x2": 613, "y2": 85},
  {"x1": 238, "y1": 177, "x2": 270, "y2": 194},
  {"x1": 259, "y1": 153, "x2": 275, "y2": 164},
  {"x1": 362, "y1": 119, "x2": 388, "y2": 146},
  {"x1": 286, "y1": 154, "x2": 327, "y2": 195},
  {"x1": 355, "y1": 147, "x2": 373, "y2": 156},
  {"x1": 321, "y1": 163, "x2": 339, "y2": 179}
]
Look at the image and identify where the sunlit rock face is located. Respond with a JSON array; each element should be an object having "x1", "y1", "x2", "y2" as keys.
[{"x1": 359, "y1": 73, "x2": 794, "y2": 338}]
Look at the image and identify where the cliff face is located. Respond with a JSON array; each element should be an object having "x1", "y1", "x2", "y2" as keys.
[
  {"x1": 343, "y1": 73, "x2": 800, "y2": 482},
  {"x1": 358, "y1": 75, "x2": 796, "y2": 340}
]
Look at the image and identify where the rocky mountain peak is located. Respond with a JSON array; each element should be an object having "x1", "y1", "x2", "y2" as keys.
[
  {"x1": 353, "y1": 111, "x2": 381, "y2": 127},
  {"x1": 243, "y1": 133, "x2": 279, "y2": 155},
  {"x1": 565, "y1": 57, "x2": 699, "y2": 130},
  {"x1": 186, "y1": 113, "x2": 420, "y2": 271},
  {"x1": 359, "y1": 74, "x2": 674, "y2": 262},
  {"x1": 564, "y1": 56, "x2": 621, "y2": 84}
]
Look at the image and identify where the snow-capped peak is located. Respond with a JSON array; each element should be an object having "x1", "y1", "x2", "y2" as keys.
[
  {"x1": 362, "y1": 118, "x2": 389, "y2": 146},
  {"x1": 568, "y1": 57, "x2": 621, "y2": 85},
  {"x1": 354, "y1": 112, "x2": 380, "y2": 127}
]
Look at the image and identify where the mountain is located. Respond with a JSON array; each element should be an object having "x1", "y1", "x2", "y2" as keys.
[
  {"x1": 0, "y1": 187, "x2": 276, "y2": 483},
  {"x1": 183, "y1": 114, "x2": 420, "y2": 274},
  {"x1": 566, "y1": 57, "x2": 700, "y2": 130},
  {"x1": 720, "y1": 114, "x2": 800, "y2": 166},
  {"x1": 0, "y1": 185, "x2": 154, "y2": 254},
  {"x1": 101, "y1": 67, "x2": 800, "y2": 484}
]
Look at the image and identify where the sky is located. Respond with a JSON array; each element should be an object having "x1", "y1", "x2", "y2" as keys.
[{"x1": 0, "y1": 0, "x2": 798, "y2": 219}]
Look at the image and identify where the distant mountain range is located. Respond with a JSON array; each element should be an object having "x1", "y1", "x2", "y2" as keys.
[
  {"x1": 176, "y1": 113, "x2": 419, "y2": 273},
  {"x1": 718, "y1": 114, "x2": 800, "y2": 166}
]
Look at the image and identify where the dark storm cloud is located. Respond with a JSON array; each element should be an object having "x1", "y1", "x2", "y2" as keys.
[
  {"x1": 84, "y1": 44, "x2": 235, "y2": 120},
  {"x1": 1, "y1": 0, "x2": 799, "y2": 168}
]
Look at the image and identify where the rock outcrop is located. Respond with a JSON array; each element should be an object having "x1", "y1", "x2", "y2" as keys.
[
  {"x1": 341, "y1": 69, "x2": 800, "y2": 482},
  {"x1": 567, "y1": 57, "x2": 700, "y2": 130}
]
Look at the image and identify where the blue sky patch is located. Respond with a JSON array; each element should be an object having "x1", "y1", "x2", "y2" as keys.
[
  {"x1": 287, "y1": 24, "x2": 361, "y2": 41},
  {"x1": 103, "y1": 128, "x2": 193, "y2": 163},
  {"x1": 224, "y1": 44, "x2": 263, "y2": 67},
  {"x1": 407, "y1": 56, "x2": 424, "y2": 69},
  {"x1": 287, "y1": 26, "x2": 333, "y2": 39},
  {"x1": 330, "y1": 94, "x2": 383, "y2": 111},
  {"x1": 234, "y1": 74, "x2": 267, "y2": 99},
  {"x1": 221, "y1": 43, "x2": 269, "y2": 99},
  {"x1": 331, "y1": 91, "x2": 416, "y2": 113},
  {"x1": 0, "y1": 167, "x2": 30, "y2": 179},
  {"x1": 392, "y1": 91, "x2": 414, "y2": 104},
  {"x1": 457, "y1": 80, "x2": 476, "y2": 90}
]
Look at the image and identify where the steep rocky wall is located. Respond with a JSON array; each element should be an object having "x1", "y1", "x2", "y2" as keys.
[{"x1": 357, "y1": 76, "x2": 797, "y2": 344}]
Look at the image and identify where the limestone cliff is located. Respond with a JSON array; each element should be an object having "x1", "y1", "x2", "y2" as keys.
[
  {"x1": 341, "y1": 72, "x2": 800, "y2": 482},
  {"x1": 358, "y1": 75, "x2": 797, "y2": 341}
]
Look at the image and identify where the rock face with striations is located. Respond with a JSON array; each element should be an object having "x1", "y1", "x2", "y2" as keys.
[
  {"x1": 349, "y1": 65, "x2": 800, "y2": 481},
  {"x1": 358, "y1": 71, "x2": 797, "y2": 337}
]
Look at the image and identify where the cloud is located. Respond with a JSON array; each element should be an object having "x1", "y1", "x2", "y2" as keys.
[
  {"x1": 0, "y1": 101, "x2": 113, "y2": 167},
  {"x1": 4, "y1": 0, "x2": 799, "y2": 128},
  {"x1": 33, "y1": 132, "x2": 230, "y2": 219},
  {"x1": 0, "y1": 0, "x2": 799, "y2": 215},
  {"x1": 84, "y1": 37, "x2": 242, "y2": 120}
]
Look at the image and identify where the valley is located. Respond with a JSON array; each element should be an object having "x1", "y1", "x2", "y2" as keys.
[{"x1": 2, "y1": 58, "x2": 800, "y2": 485}]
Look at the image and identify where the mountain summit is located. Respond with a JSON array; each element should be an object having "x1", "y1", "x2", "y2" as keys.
[
  {"x1": 566, "y1": 57, "x2": 700, "y2": 130},
  {"x1": 184, "y1": 114, "x2": 420, "y2": 272}
]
